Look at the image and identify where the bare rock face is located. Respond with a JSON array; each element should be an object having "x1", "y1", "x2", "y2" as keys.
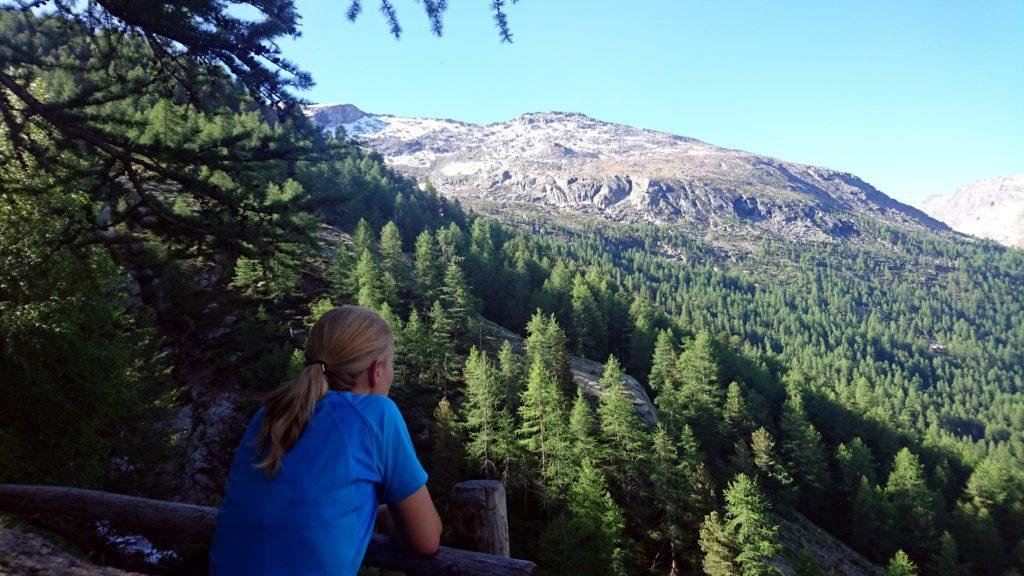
[
  {"x1": 919, "y1": 175, "x2": 1024, "y2": 247},
  {"x1": 306, "y1": 104, "x2": 947, "y2": 243}
]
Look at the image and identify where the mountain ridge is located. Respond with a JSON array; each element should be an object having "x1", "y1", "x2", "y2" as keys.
[{"x1": 306, "y1": 103, "x2": 948, "y2": 245}]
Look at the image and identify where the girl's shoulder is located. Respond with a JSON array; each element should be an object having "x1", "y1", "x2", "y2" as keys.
[{"x1": 327, "y1": 392, "x2": 402, "y2": 430}]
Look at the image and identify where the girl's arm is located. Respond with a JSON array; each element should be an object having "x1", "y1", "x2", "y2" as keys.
[{"x1": 387, "y1": 484, "x2": 442, "y2": 555}]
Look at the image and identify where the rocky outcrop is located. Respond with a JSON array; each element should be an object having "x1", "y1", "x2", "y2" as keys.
[
  {"x1": 919, "y1": 175, "x2": 1024, "y2": 247},
  {"x1": 306, "y1": 104, "x2": 948, "y2": 244}
]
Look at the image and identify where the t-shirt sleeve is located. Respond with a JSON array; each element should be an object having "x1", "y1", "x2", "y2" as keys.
[{"x1": 377, "y1": 398, "x2": 429, "y2": 505}]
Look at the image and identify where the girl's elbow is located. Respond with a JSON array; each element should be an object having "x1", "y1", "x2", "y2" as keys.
[{"x1": 412, "y1": 516, "x2": 442, "y2": 555}]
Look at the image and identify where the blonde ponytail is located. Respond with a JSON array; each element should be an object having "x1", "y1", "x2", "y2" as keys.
[{"x1": 254, "y1": 306, "x2": 393, "y2": 476}]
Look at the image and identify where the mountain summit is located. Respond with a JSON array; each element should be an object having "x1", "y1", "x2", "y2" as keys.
[
  {"x1": 919, "y1": 175, "x2": 1024, "y2": 248},
  {"x1": 306, "y1": 104, "x2": 946, "y2": 242}
]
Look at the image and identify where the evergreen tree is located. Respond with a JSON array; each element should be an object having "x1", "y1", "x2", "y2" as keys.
[
  {"x1": 538, "y1": 458, "x2": 628, "y2": 576},
  {"x1": 750, "y1": 427, "x2": 793, "y2": 499},
  {"x1": 414, "y1": 229, "x2": 441, "y2": 304},
  {"x1": 651, "y1": 423, "x2": 713, "y2": 575},
  {"x1": 440, "y1": 257, "x2": 476, "y2": 339},
  {"x1": 353, "y1": 218, "x2": 377, "y2": 260},
  {"x1": 850, "y1": 476, "x2": 895, "y2": 561},
  {"x1": 497, "y1": 340, "x2": 524, "y2": 408},
  {"x1": 598, "y1": 355, "x2": 649, "y2": 486},
  {"x1": 569, "y1": 390, "x2": 599, "y2": 468},
  {"x1": 723, "y1": 381, "x2": 748, "y2": 439},
  {"x1": 571, "y1": 274, "x2": 606, "y2": 359},
  {"x1": 885, "y1": 551, "x2": 919, "y2": 576},
  {"x1": 427, "y1": 300, "x2": 456, "y2": 389},
  {"x1": 675, "y1": 331, "x2": 724, "y2": 453},
  {"x1": 935, "y1": 531, "x2": 966, "y2": 576},
  {"x1": 700, "y1": 511, "x2": 740, "y2": 576},
  {"x1": 885, "y1": 448, "x2": 938, "y2": 569},
  {"x1": 524, "y1": 310, "x2": 573, "y2": 397},
  {"x1": 400, "y1": 308, "x2": 429, "y2": 388},
  {"x1": 778, "y1": 383, "x2": 829, "y2": 513},
  {"x1": 354, "y1": 250, "x2": 383, "y2": 310},
  {"x1": 379, "y1": 221, "x2": 406, "y2": 309},
  {"x1": 835, "y1": 437, "x2": 877, "y2": 496},
  {"x1": 462, "y1": 347, "x2": 514, "y2": 479},
  {"x1": 327, "y1": 235, "x2": 355, "y2": 303},
  {"x1": 517, "y1": 356, "x2": 569, "y2": 501},
  {"x1": 726, "y1": 474, "x2": 782, "y2": 576},
  {"x1": 648, "y1": 328, "x2": 678, "y2": 394},
  {"x1": 430, "y1": 397, "x2": 463, "y2": 512}
]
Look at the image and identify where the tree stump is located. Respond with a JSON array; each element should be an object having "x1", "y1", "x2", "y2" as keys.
[{"x1": 448, "y1": 480, "x2": 510, "y2": 558}]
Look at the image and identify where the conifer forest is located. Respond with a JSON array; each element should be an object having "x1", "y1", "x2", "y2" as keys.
[{"x1": 0, "y1": 2, "x2": 1021, "y2": 575}]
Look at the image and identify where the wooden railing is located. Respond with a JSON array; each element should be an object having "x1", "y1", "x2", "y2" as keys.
[{"x1": 0, "y1": 481, "x2": 536, "y2": 576}]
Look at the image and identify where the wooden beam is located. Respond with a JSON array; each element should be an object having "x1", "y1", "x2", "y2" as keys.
[
  {"x1": 449, "y1": 480, "x2": 510, "y2": 557},
  {"x1": 0, "y1": 484, "x2": 536, "y2": 576}
]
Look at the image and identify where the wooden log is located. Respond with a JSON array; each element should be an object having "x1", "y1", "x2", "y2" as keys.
[
  {"x1": 448, "y1": 480, "x2": 510, "y2": 558},
  {"x1": 0, "y1": 484, "x2": 536, "y2": 576}
]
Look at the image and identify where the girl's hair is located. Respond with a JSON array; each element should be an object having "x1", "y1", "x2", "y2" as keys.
[{"x1": 254, "y1": 305, "x2": 393, "y2": 476}]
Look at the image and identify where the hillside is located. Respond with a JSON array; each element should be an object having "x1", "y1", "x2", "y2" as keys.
[{"x1": 919, "y1": 175, "x2": 1024, "y2": 248}]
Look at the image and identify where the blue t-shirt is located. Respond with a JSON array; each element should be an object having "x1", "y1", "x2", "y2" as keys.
[{"x1": 209, "y1": 391, "x2": 428, "y2": 576}]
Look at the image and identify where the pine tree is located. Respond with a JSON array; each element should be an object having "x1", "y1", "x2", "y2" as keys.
[
  {"x1": 327, "y1": 235, "x2": 355, "y2": 303},
  {"x1": 724, "y1": 474, "x2": 782, "y2": 576},
  {"x1": 517, "y1": 356, "x2": 569, "y2": 501},
  {"x1": 427, "y1": 301, "x2": 456, "y2": 390},
  {"x1": 353, "y1": 218, "x2": 377, "y2": 260},
  {"x1": 568, "y1": 458, "x2": 628, "y2": 576},
  {"x1": 571, "y1": 274, "x2": 606, "y2": 359},
  {"x1": 354, "y1": 250, "x2": 383, "y2": 310},
  {"x1": 885, "y1": 448, "x2": 938, "y2": 569},
  {"x1": 835, "y1": 437, "x2": 877, "y2": 496},
  {"x1": 935, "y1": 531, "x2": 966, "y2": 576},
  {"x1": 524, "y1": 310, "x2": 573, "y2": 397},
  {"x1": 750, "y1": 427, "x2": 793, "y2": 499},
  {"x1": 440, "y1": 257, "x2": 476, "y2": 339},
  {"x1": 850, "y1": 476, "x2": 895, "y2": 562},
  {"x1": 885, "y1": 551, "x2": 918, "y2": 576},
  {"x1": 651, "y1": 423, "x2": 713, "y2": 575},
  {"x1": 400, "y1": 308, "x2": 429, "y2": 389},
  {"x1": 700, "y1": 511, "x2": 740, "y2": 576},
  {"x1": 723, "y1": 381, "x2": 748, "y2": 439},
  {"x1": 598, "y1": 355, "x2": 649, "y2": 486},
  {"x1": 430, "y1": 397, "x2": 463, "y2": 512},
  {"x1": 675, "y1": 331, "x2": 724, "y2": 453},
  {"x1": 648, "y1": 328, "x2": 678, "y2": 394},
  {"x1": 462, "y1": 347, "x2": 514, "y2": 479},
  {"x1": 538, "y1": 458, "x2": 628, "y2": 576},
  {"x1": 569, "y1": 390, "x2": 599, "y2": 469},
  {"x1": 497, "y1": 340, "x2": 524, "y2": 409},
  {"x1": 379, "y1": 221, "x2": 406, "y2": 309},
  {"x1": 414, "y1": 229, "x2": 441, "y2": 304},
  {"x1": 778, "y1": 384, "x2": 829, "y2": 513}
]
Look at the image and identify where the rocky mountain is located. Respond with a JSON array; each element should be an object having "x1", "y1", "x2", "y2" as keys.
[
  {"x1": 919, "y1": 175, "x2": 1024, "y2": 248},
  {"x1": 305, "y1": 104, "x2": 947, "y2": 243}
]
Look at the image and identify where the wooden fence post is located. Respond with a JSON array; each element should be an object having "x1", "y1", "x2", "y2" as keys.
[{"x1": 448, "y1": 480, "x2": 510, "y2": 558}]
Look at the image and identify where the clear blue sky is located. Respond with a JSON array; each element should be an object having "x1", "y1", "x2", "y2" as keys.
[{"x1": 278, "y1": 0, "x2": 1024, "y2": 205}]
